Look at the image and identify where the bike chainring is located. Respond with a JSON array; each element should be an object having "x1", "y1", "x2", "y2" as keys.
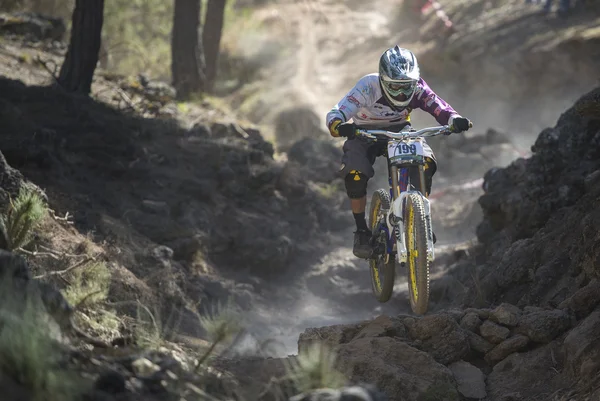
[{"x1": 370, "y1": 226, "x2": 388, "y2": 257}]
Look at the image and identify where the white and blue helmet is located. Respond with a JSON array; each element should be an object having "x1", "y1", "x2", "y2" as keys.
[{"x1": 379, "y1": 46, "x2": 420, "y2": 108}]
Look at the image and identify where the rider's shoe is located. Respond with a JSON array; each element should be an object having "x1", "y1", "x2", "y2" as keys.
[
  {"x1": 433, "y1": 231, "x2": 437, "y2": 244},
  {"x1": 353, "y1": 228, "x2": 373, "y2": 259}
]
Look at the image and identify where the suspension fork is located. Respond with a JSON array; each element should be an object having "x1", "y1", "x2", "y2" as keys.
[
  {"x1": 414, "y1": 164, "x2": 436, "y2": 261},
  {"x1": 418, "y1": 164, "x2": 427, "y2": 197}
]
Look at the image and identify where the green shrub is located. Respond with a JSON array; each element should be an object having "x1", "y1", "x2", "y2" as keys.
[{"x1": 1, "y1": 186, "x2": 46, "y2": 251}]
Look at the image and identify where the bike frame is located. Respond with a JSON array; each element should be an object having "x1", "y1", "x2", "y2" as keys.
[{"x1": 356, "y1": 126, "x2": 451, "y2": 265}]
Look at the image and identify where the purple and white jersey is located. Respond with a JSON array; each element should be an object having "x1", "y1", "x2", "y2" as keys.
[{"x1": 326, "y1": 73, "x2": 459, "y2": 129}]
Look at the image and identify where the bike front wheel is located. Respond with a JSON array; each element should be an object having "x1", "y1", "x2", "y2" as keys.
[
  {"x1": 368, "y1": 189, "x2": 396, "y2": 303},
  {"x1": 404, "y1": 192, "x2": 431, "y2": 315}
]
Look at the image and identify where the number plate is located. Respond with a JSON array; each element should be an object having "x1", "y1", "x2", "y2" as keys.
[{"x1": 387, "y1": 139, "x2": 425, "y2": 164}]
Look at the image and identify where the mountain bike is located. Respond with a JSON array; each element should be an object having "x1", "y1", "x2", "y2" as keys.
[{"x1": 345, "y1": 123, "x2": 469, "y2": 315}]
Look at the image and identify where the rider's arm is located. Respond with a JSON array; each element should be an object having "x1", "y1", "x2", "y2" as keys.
[
  {"x1": 326, "y1": 75, "x2": 378, "y2": 137},
  {"x1": 410, "y1": 78, "x2": 461, "y2": 125}
]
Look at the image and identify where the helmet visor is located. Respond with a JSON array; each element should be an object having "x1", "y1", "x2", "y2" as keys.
[{"x1": 382, "y1": 79, "x2": 416, "y2": 102}]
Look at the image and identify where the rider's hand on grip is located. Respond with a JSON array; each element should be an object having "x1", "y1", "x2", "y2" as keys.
[
  {"x1": 338, "y1": 122, "x2": 357, "y2": 139},
  {"x1": 329, "y1": 119, "x2": 342, "y2": 137},
  {"x1": 449, "y1": 116, "x2": 472, "y2": 134}
]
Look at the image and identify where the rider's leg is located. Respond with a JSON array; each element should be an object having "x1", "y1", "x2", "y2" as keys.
[
  {"x1": 346, "y1": 170, "x2": 369, "y2": 231},
  {"x1": 423, "y1": 157, "x2": 437, "y2": 197},
  {"x1": 340, "y1": 139, "x2": 377, "y2": 258}
]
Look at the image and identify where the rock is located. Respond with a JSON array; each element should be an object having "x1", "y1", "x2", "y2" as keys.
[
  {"x1": 464, "y1": 308, "x2": 491, "y2": 320},
  {"x1": 523, "y1": 306, "x2": 544, "y2": 313},
  {"x1": 484, "y1": 334, "x2": 530, "y2": 366},
  {"x1": 287, "y1": 138, "x2": 342, "y2": 183},
  {"x1": 354, "y1": 315, "x2": 407, "y2": 340},
  {"x1": 466, "y1": 331, "x2": 495, "y2": 354},
  {"x1": 448, "y1": 361, "x2": 487, "y2": 399},
  {"x1": 470, "y1": 87, "x2": 600, "y2": 310},
  {"x1": 336, "y1": 337, "x2": 460, "y2": 401},
  {"x1": 444, "y1": 308, "x2": 466, "y2": 322},
  {"x1": 408, "y1": 313, "x2": 470, "y2": 364},
  {"x1": 289, "y1": 385, "x2": 387, "y2": 401},
  {"x1": 459, "y1": 312, "x2": 483, "y2": 332},
  {"x1": 515, "y1": 309, "x2": 571, "y2": 343},
  {"x1": 479, "y1": 320, "x2": 510, "y2": 344},
  {"x1": 143, "y1": 79, "x2": 177, "y2": 104},
  {"x1": 244, "y1": 126, "x2": 275, "y2": 158},
  {"x1": 558, "y1": 279, "x2": 600, "y2": 319},
  {"x1": 563, "y1": 308, "x2": 600, "y2": 382},
  {"x1": 189, "y1": 123, "x2": 211, "y2": 138},
  {"x1": 298, "y1": 322, "x2": 367, "y2": 354},
  {"x1": 131, "y1": 358, "x2": 161, "y2": 378},
  {"x1": 487, "y1": 343, "x2": 567, "y2": 400},
  {"x1": 150, "y1": 245, "x2": 174, "y2": 265},
  {"x1": 490, "y1": 303, "x2": 521, "y2": 327}
]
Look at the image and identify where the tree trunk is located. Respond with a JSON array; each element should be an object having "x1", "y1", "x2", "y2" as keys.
[
  {"x1": 171, "y1": 0, "x2": 206, "y2": 99},
  {"x1": 202, "y1": 0, "x2": 226, "y2": 92},
  {"x1": 57, "y1": 0, "x2": 104, "y2": 94}
]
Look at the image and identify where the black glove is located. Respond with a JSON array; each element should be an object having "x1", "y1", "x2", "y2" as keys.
[
  {"x1": 338, "y1": 122, "x2": 357, "y2": 139},
  {"x1": 450, "y1": 116, "x2": 472, "y2": 134}
]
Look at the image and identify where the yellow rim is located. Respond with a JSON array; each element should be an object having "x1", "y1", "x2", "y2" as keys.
[
  {"x1": 407, "y1": 202, "x2": 418, "y2": 301},
  {"x1": 370, "y1": 197, "x2": 382, "y2": 293}
]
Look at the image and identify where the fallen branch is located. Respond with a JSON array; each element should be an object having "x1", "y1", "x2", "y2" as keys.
[
  {"x1": 49, "y1": 209, "x2": 74, "y2": 225},
  {"x1": 17, "y1": 248, "x2": 60, "y2": 260},
  {"x1": 33, "y1": 256, "x2": 94, "y2": 279},
  {"x1": 116, "y1": 87, "x2": 139, "y2": 112}
]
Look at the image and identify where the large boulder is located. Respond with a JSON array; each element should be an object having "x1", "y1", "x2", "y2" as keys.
[
  {"x1": 563, "y1": 308, "x2": 600, "y2": 382},
  {"x1": 486, "y1": 342, "x2": 568, "y2": 400},
  {"x1": 337, "y1": 337, "x2": 459, "y2": 401}
]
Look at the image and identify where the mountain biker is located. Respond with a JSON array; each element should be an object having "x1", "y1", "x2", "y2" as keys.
[{"x1": 326, "y1": 46, "x2": 472, "y2": 259}]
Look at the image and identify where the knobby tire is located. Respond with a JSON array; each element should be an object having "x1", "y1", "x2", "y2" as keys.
[
  {"x1": 405, "y1": 193, "x2": 430, "y2": 315},
  {"x1": 368, "y1": 189, "x2": 396, "y2": 303}
]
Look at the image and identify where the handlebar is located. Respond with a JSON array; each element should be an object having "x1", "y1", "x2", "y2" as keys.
[
  {"x1": 340, "y1": 121, "x2": 473, "y2": 141},
  {"x1": 355, "y1": 125, "x2": 451, "y2": 140}
]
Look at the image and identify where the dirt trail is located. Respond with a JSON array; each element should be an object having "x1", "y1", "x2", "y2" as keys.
[
  {"x1": 231, "y1": 1, "x2": 482, "y2": 356},
  {"x1": 230, "y1": 0, "x2": 414, "y2": 355}
]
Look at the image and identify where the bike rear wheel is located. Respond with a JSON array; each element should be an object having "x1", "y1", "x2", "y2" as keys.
[
  {"x1": 404, "y1": 192, "x2": 430, "y2": 314},
  {"x1": 368, "y1": 189, "x2": 396, "y2": 303}
]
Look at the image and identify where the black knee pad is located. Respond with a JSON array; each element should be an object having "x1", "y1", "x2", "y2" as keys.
[
  {"x1": 424, "y1": 157, "x2": 437, "y2": 195},
  {"x1": 345, "y1": 170, "x2": 368, "y2": 199}
]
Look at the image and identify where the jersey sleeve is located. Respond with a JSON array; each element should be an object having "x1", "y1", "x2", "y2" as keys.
[
  {"x1": 411, "y1": 78, "x2": 459, "y2": 125},
  {"x1": 326, "y1": 75, "x2": 378, "y2": 129}
]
